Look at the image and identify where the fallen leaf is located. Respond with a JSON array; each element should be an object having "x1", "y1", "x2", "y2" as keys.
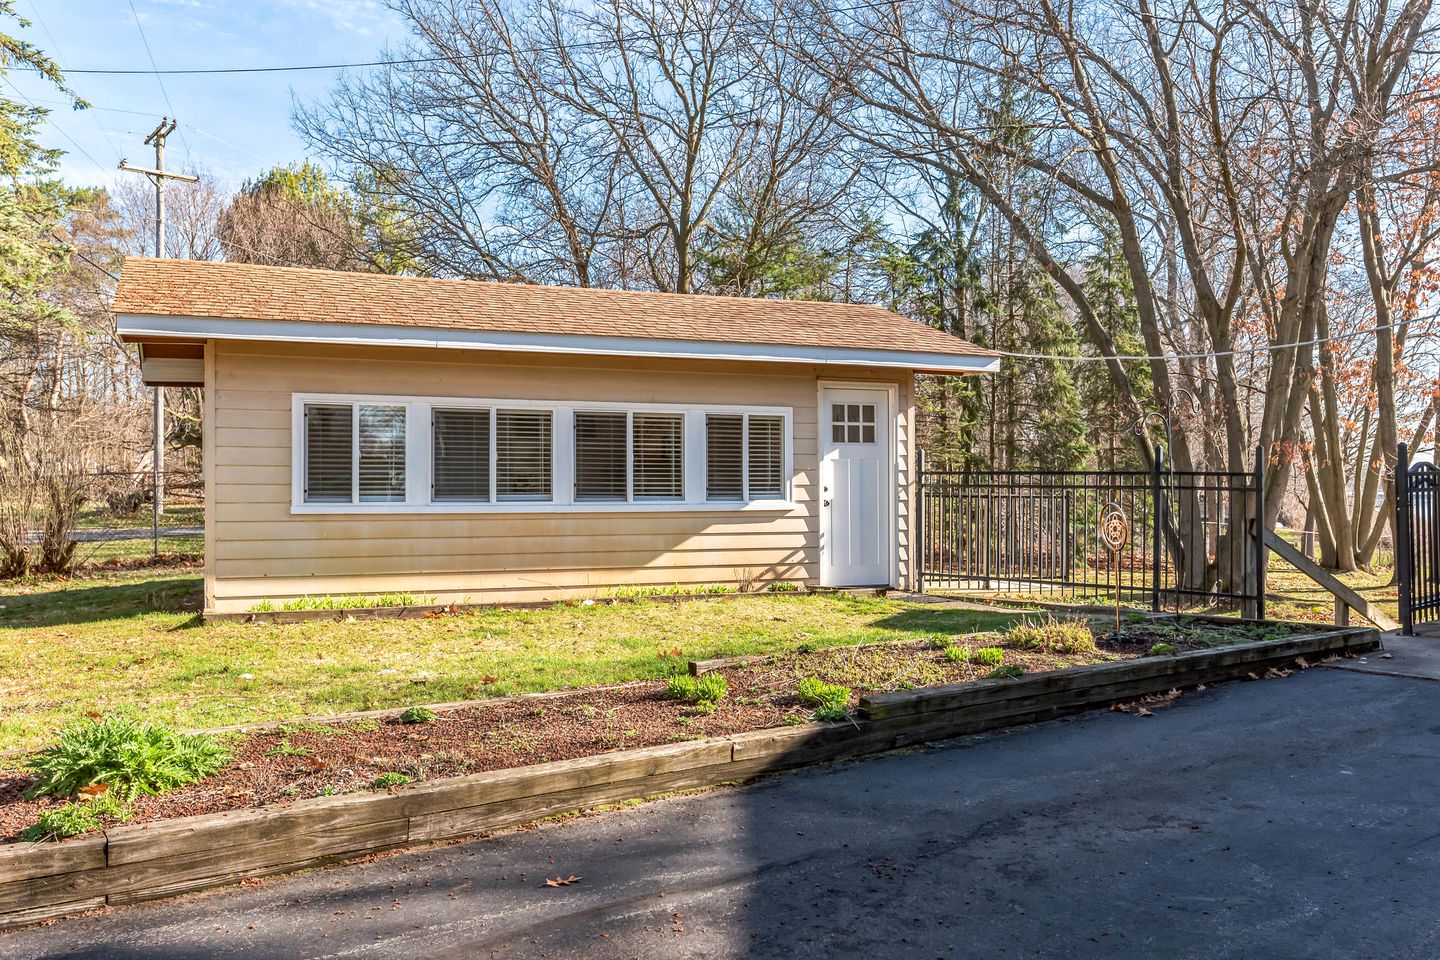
[
  {"x1": 543, "y1": 875, "x2": 583, "y2": 888},
  {"x1": 481, "y1": 675, "x2": 499, "y2": 684},
  {"x1": 79, "y1": 782, "x2": 109, "y2": 796},
  {"x1": 83, "y1": 710, "x2": 102, "y2": 720}
]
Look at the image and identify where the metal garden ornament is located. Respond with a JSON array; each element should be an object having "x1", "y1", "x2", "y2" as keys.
[{"x1": 1101, "y1": 502, "x2": 1132, "y2": 635}]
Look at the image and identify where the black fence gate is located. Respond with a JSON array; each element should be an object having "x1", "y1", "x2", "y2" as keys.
[
  {"x1": 917, "y1": 446, "x2": 1266, "y2": 617},
  {"x1": 1398, "y1": 442, "x2": 1439, "y2": 635}
]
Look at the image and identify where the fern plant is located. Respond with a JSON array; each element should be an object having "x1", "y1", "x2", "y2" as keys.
[{"x1": 25, "y1": 716, "x2": 231, "y2": 801}]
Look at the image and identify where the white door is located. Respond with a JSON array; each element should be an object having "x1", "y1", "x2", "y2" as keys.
[{"x1": 820, "y1": 387, "x2": 893, "y2": 587}]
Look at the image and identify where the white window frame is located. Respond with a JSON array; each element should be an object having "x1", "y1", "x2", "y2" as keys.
[{"x1": 290, "y1": 392, "x2": 793, "y2": 514}]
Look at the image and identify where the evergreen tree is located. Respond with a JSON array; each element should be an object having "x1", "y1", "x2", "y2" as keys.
[{"x1": 1080, "y1": 227, "x2": 1150, "y2": 469}]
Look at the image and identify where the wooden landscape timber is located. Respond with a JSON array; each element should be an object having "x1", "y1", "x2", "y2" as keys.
[{"x1": 0, "y1": 624, "x2": 1380, "y2": 930}]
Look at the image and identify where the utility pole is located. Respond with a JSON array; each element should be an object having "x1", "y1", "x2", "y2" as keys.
[{"x1": 119, "y1": 119, "x2": 199, "y2": 556}]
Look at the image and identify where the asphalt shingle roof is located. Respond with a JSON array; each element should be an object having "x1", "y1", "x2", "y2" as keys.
[{"x1": 114, "y1": 257, "x2": 995, "y2": 363}]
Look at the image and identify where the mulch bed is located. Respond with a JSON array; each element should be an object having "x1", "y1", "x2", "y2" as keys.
[{"x1": 0, "y1": 617, "x2": 1288, "y2": 844}]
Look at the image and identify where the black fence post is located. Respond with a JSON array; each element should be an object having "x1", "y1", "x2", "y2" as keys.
[
  {"x1": 1151, "y1": 443, "x2": 1163, "y2": 613},
  {"x1": 1253, "y1": 444, "x2": 1267, "y2": 621},
  {"x1": 1397, "y1": 442, "x2": 1413, "y2": 636}
]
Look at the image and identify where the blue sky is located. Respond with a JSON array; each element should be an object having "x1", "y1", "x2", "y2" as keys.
[{"x1": 9, "y1": 0, "x2": 408, "y2": 189}]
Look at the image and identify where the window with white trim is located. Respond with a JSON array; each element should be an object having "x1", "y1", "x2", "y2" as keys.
[
  {"x1": 302, "y1": 401, "x2": 407, "y2": 504},
  {"x1": 431, "y1": 407, "x2": 490, "y2": 502},
  {"x1": 294, "y1": 394, "x2": 791, "y2": 512},
  {"x1": 706, "y1": 413, "x2": 785, "y2": 502},
  {"x1": 495, "y1": 410, "x2": 553, "y2": 501}
]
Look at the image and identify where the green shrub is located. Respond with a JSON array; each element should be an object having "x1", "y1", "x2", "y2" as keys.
[
  {"x1": 666, "y1": 673, "x2": 729, "y2": 705},
  {"x1": 942, "y1": 644, "x2": 968, "y2": 663},
  {"x1": 399, "y1": 706, "x2": 436, "y2": 724},
  {"x1": 1005, "y1": 617, "x2": 1097, "y2": 654},
  {"x1": 1148, "y1": 642, "x2": 1178, "y2": 656},
  {"x1": 21, "y1": 792, "x2": 131, "y2": 841},
  {"x1": 373, "y1": 772, "x2": 412, "y2": 789},
  {"x1": 972, "y1": 647, "x2": 1004, "y2": 666},
  {"x1": 767, "y1": 581, "x2": 801, "y2": 593},
  {"x1": 988, "y1": 664, "x2": 1025, "y2": 679},
  {"x1": 797, "y1": 677, "x2": 851, "y2": 721},
  {"x1": 25, "y1": 716, "x2": 230, "y2": 801}
]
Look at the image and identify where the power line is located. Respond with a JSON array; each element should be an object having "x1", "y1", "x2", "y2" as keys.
[
  {"x1": 59, "y1": 0, "x2": 885, "y2": 76},
  {"x1": 0, "y1": 75, "x2": 112, "y2": 173},
  {"x1": 124, "y1": 0, "x2": 192, "y2": 163},
  {"x1": 987, "y1": 319, "x2": 1430, "y2": 363}
]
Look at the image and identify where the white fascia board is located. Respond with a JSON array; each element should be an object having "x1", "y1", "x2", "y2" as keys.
[{"x1": 115, "y1": 313, "x2": 1001, "y2": 375}]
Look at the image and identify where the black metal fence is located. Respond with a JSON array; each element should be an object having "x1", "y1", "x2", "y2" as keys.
[
  {"x1": 917, "y1": 447, "x2": 1266, "y2": 617},
  {"x1": 1398, "y1": 442, "x2": 1438, "y2": 635}
]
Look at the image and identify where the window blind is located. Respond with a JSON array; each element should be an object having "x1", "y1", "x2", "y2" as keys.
[
  {"x1": 304, "y1": 403, "x2": 353, "y2": 503},
  {"x1": 633, "y1": 413, "x2": 683, "y2": 500},
  {"x1": 747, "y1": 415, "x2": 784, "y2": 499},
  {"x1": 495, "y1": 409, "x2": 552, "y2": 501},
  {"x1": 706, "y1": 414, "x2": 744, "y2": 501},
  {"x1": 433, "y1": 408, "x2": 491, "y2": 502},
  {"x1": 574, "y1": 411, "x2": 628, "y2": 501},
  {"x1": 358, "y1": 405, "x2": 407, "y2": 502}
]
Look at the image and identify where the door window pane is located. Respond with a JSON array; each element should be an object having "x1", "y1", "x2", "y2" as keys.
[{"x1": 831, "y1": 401, "x2": 877, "y2": 444}]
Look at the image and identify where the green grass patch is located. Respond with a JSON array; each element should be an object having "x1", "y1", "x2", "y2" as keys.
[
  {"x1": 0, "y1": 568, "x2": 1025, "y2": 751},
  {"x1": 1004, "y1": 616, "x2": 1098, "y2": 654},
  {"x1": 666, "y1": 672, "x2": 729, "y2": 705},
  {"x1": 22, "y1": 792, "x2": 132, "y2": 841},
  {"x1": 796, "y1": 677, "x2": 851, "y2": 721}
]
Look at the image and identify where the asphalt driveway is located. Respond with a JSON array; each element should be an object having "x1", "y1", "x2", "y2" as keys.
[{"x1": 4, "y1": 665, "x2": 1439, "y2": 959}]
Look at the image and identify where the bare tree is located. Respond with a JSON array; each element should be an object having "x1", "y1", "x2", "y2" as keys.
[{"x1": 296, "y1": 0, "x2": 855, "y2": 293}]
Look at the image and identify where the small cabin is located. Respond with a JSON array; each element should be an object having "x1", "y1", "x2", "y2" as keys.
[{"x1": 114, "y1": 258, "x2": 997, "y2": 613}]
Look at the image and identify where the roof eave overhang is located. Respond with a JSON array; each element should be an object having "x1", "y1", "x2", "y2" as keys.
[{"x1": 115, "y1": 313, "x2": 1001, "y2": 376}]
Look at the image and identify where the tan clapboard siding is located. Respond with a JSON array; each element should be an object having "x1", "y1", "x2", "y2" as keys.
[
  {"x1": 215, "y1": 531, "x2": 818, "y2": 562},
  {"x1": 210, "y1": 564, "x2": 817, "y2": 611},
  {"x1": 207, "y1": 341, "x2": 913, "y2": 610},
  {"x1": 213, "y1": 513, "x2": 817, "y2": 539},
  {"x1": 215, "y1": 546, "x2": 814, "y2": 579}
]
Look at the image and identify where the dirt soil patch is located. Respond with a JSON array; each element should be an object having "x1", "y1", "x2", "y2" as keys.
[{"x1": 0, "y1": 617, "x2": 1289, "y2": 844}]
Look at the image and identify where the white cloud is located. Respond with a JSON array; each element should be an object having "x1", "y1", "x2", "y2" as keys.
[{"x1": 280, "y1": 0, "x2": 398, "y2": 38}]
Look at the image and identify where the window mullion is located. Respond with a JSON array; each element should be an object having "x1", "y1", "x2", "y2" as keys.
[
  {"x1": 741, "y1": 414, "x2": 750, "y2": 502},
  {"x1": 626, "y1": 410, "x2": 634, "y2": 503},
  {"x1": 488, "y1": 408, "x2": 497, "y2": 504},
  {"x1": 351, "y1": 403, "x2": 360, "y2": 505}
]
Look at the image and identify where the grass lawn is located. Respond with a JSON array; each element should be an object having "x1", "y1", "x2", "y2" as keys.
[
  {"x1": 0, "y1": 568, "x2": 1028, "y2": 752},
  {"x1": 952, "y1": 553, "x2": 1399, "y2": 627}
]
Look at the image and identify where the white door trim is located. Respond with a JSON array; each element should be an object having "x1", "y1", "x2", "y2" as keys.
[{"x1": 817, "y1": 380, "x2": 900, "y2": 588}]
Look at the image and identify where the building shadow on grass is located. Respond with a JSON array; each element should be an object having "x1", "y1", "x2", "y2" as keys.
[{"x1": 0, "y1": 577, "x2": 202, "y2": 629}]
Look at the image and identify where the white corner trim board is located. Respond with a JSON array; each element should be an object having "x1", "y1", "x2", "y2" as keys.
[{"x1": 115, "y1": 313, "x2": 1001, "y2": 375}]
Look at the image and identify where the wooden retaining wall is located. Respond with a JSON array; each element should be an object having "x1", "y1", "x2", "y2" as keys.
[{"x1": 0, "y1": 625, "x2": 1379, "y2": 930}]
